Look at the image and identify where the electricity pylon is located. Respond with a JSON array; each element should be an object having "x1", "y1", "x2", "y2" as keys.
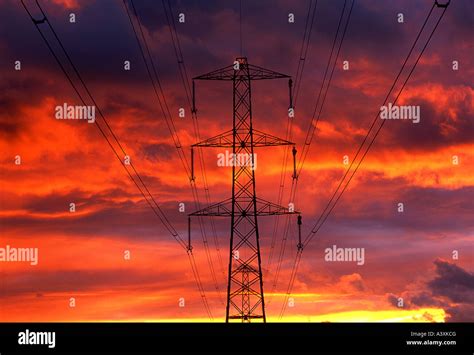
[{"x1": 189, "y1": 57, "x2": 300, "y2": 322}]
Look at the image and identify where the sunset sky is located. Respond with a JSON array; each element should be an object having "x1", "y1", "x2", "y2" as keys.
[{"x1": 0, "y1": 0, "x2": 473, "y2": 322}]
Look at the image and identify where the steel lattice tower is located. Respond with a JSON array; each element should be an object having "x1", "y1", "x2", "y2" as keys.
[{"x1": 189, "y1": 57, "x2": 299, "y2": 322}]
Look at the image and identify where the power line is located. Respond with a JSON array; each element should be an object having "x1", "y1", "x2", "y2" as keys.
[
  {"x1": 123, "y1": 0, "x2": 224, "y2": 305},
  {"x1": 304, "y1": 1, "x2": 438, "y2": 246},
  {"x1": 280, "y1": 1, "x2": 448, "y2": 319},
  {"x1": 21, "y1": 0, "x2": 213, "y2": 320},
  {"x1": 270, "y1": 0, "x2": 353, "y2": 303},
  {"x1": 294, "y1": 0, "x2": 318, "y2": 107},
  {"x1": 239, "y1": 0, "x2": 243, "y2": 56},
  {"x1": 267, "y1": 0, "x2": 318, "y2": 280},
  {"x1": 161, "y1": 0, "x2": 227, "y2": 298},
  {"x1": 162, "y1": 0, "x2": 226, "y2": 279},
  {"x1": 298, "y1": 0, "x2": 354, "y2": 176},
  {"x1": 21, "y1": 0, "x2": 183, "y2": 246},
  {"x1": 125, "y1": 0, "x2": 190, "y2": 175}
]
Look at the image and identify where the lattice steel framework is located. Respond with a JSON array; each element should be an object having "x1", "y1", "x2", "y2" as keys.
[{"x1": 189, "y1": 57, "x2": 299, "y2": 322}]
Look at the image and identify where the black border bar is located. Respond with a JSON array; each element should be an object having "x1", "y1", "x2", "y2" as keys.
[{"x1": 0, "y1": 322, "x2": 472, "y2": 354}]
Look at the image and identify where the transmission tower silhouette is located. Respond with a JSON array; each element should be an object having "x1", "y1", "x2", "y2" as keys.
[{"x1": 188, "y1": 57, "x2": 301, "y2": 322}]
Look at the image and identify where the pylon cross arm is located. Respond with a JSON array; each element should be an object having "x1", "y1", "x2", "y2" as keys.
[
  {"x1": 189, "y1": 197, "x2": 300, "y2": 217},
  {"x1": 192, "y1": 129, "x2": 293, "y2": 148}
]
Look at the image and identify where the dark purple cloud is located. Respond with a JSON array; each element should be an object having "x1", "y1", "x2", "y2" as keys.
[
  {"x1": 429, "y1": 259, "x2": 474, "y2": 304},
  {"x1": 386, "y1": 259, "x2": 474, "y2": 322}
]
